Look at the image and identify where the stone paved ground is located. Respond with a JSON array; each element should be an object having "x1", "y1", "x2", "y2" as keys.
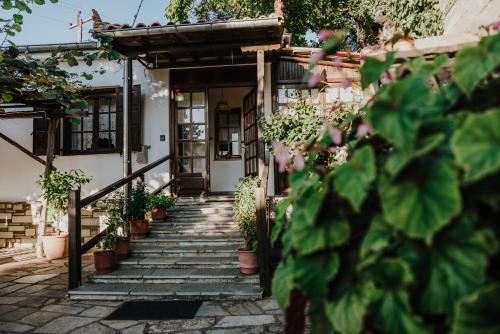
[{"x1": 0, "y1": 249, "x2": 284, "y2": 333}]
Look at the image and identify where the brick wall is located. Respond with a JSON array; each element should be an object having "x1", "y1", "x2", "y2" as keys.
[{"x1": 0, "y1": 202, "x2": 105, "y2": 249}]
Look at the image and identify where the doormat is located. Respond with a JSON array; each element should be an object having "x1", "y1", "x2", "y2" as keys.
[{"x1": 105, "y1": 301, "x2": 202, "y2": 320}]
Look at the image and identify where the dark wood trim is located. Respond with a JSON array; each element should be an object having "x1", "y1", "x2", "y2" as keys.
[
  {"x1": 68, "y1": 189, "x2": 81, "y2": 290},
  {"x1": 214, "y1": 108, "x2": 242, "y2": 161},
  {"x1": 0, "y1": 131, "x2": 56, "y2": 170}
]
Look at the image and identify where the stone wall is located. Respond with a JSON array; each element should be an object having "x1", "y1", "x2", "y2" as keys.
[{"x1": 0, "y1": 202, "x2": 104, "y2": 249}]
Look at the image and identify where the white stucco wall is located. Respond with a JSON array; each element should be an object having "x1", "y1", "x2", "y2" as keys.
[
  {"x1": 439, "y1": 0, "x2": 500, "y2": 35},
  {"x1": 0, "y1": 57, "x2": 172, "y2": 202}
]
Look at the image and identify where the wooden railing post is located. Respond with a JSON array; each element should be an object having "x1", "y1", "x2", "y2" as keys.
[
  {"x1": 256, "y1": 187, "x2": 271, "y2": 296},
  {"x1": 68, "y1": 189, "x2": 82, "y2": 290}
]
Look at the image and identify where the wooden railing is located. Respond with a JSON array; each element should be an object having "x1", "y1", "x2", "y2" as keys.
[
  {"x1": 67, "y1": 154, "x2": 174, "y2": 290},
  {"x1": 256, "y1": 165, "x2": 272, "y2": 296}
]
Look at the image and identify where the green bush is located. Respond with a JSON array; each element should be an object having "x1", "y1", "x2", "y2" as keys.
[
  {"x1": 148, "y1": 193, "x2": 176, "y2": 210},
  {"x1": 104, "y1": 190, "x2": 128, "y2": 237},
  {"x1": 234, "y1": 176, "x2": 260, "y2": 249},
  {"x1": 272, "y1": 32, "x2": 500, "y2": 333},
  {"x1": 128, "y1": 182, "x2": 149, "y2": 221}
]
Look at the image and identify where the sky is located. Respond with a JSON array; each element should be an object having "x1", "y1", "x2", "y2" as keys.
[{"x1": 4, "y1": 0, "x2": 170, "y2": 45}]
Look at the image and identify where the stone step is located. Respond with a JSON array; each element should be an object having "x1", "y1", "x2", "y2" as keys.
[
  {"x1": 69, "y1": 282, "x2": 261, "y2": 301},
  {"x1": 167, "y1": 206, "x2": 234, "y2": 213},
  {"x1": 166, "y1": 212, "x2": 234, "y2": 220},
  {"x1": 149, "y1": 231, "x2": 242, "y2": 238},
  {"x1": 129, "y1": 245, "x2": 237, "y2": 258},
  {"x1": 119, "y1": 256, "x2": 240, "y2": 269},
  {"x1": 131, "y1": 238, "x2": 243, "y2": 247},
  {"x1": 151, "y1": 221, "x2": 237, "y2": 227},
  {"x1": 150, "y1": 226, "x2": 239, "y2": 233},
  {"x1": 90, "y1": 268, "x2": 258, "y2": 284},
  {"x1": 162, "y1": 215, "x2": 235, "y2": 222}
]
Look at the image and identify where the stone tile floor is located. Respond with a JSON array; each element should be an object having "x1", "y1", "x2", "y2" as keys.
[{"x1": 0, "y1": 248, "x2": 284, "y2": 333}]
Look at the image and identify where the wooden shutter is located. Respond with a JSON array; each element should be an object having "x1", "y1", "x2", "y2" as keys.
[
  {"x1": 33, "y1": 119, "x2": 60, "y2": 156},
  {"x1": 116, "y1": 84, "x2": 142, "y2": 152}
]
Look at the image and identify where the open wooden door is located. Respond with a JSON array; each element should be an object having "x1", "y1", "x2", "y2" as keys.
[
  {"x1": 174, "y1": 89, "x2": 209, "y2": 195},
  {"x1": 243, "y1": 87, "x2": 258, "y2": 177}
]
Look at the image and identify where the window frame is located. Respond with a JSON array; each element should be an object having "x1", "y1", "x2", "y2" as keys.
[
  {"x1": 63, "y1": 88, "x2": 121, "y2": 156},
  {"x1": 214, "y1": 107, "x2": 242, "y2": 161}
]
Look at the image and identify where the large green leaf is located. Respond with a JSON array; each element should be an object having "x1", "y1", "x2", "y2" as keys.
[
  {"x1": 379, "y1": 157, "x2": 461, "y2": 242},
  {"x1": 293, "y1": 253, "x2": 339, "y2": 301},
  {"x1": 325, "y1": 280, "x2": 375, "y2": 334},
  {"x1": 369, "y1": 258, "x2": 414, "y2": 288},
  {"x1": 452, "y1": 284, "x2": 500, "y2": 334},
  {"x1": 360, "y1": 52, "x2": 395, "y2": 88},
  {"x1": 370, "y1": 289, "x2": 430, "y2": 334},
  {"x1": 360, "y1": 215, "x2": 395, "y2": 259},
  {"x1": 292, "y1": 215, "x2": 350, "y2": 256},
  {"x1": 452, "y1": 33, "x2": 500, "y2": 96},
  {"x1": 334, "y1": 146, "x2": 376, "y2": 212},
  {"x1": 420, "y1": 215, "x2": 487, "y2": 314},
  {"x1": 309, "y1": 301, "x2": 334, "y2": 334},
  {"x1": 407, "y1": 54, "x2": 449, "y2": 78},
  {"x1": 272, "y1": 260, "x2": 295, "y2": 309},
  {"x1": 450, "y1": 108, "x2": 500, "y2": 182},
  {"x1": 368, "y1": 77, "x2": 430, "y2": 152}
]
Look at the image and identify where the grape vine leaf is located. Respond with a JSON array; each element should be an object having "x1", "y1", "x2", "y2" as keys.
[
  {"x1": 325, "y1": 280, "x2": 375, "y2": 334},
  {"x1": 450, "y1": 108, "x2": 500, "y2": 182},
  {"x1": 420, "y1": 214, "x2": 487, "y2": 314},
  {"x1": 451, "y1": 283, "x2": 500, "y2": 334},
  {"x1": 360, "y1": 215, "x2": 395, "y2": 259},
  {"x1": 334, "y1": 146, "x2": 376, "y2": 212},
  {"x1": 294, "y1": 253, "x2": 339, "y2": 301},
  {"x1": 272, "y1": 260, "x2": 295, "y2": 309},
  {"x1": 452, "y1": 33, "x2": 500, "y2": 96},
  {"x1": 379, "y1": 157, "x2": 461, "y2": 243},
  {"x1": 361, "y1": 52, "x2": 395, "y2": 88}
]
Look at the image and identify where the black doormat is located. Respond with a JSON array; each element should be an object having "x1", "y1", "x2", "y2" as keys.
[{"x1": 105, "y1": 301, "x2": 202, "y2": 320}]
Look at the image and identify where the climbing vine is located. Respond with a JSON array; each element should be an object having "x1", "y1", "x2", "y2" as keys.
[{"x1": 272, "y1": 30, "x2": 500, "y2": 333}]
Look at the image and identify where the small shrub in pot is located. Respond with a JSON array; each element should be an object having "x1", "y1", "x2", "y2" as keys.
[
  {"x1": 234, "y1": 176, "x2": 260, "y2": 275},
  {"x1": 128, "y1": 182, "x2": 149, "y2": 239},
  {"x1": 105, "y1": 190, "x2": 129, "y2": 260},
  {"x1": 94, "y1": 228, "x2": 117, "y2": 275},
  {"x1": 148, "y1": 193, "x2": 176, "y2": 222}
]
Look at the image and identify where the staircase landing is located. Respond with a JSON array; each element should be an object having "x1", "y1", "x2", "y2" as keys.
[{"x1": 69, "y1": 196, "x2": 263, "y2": 301}]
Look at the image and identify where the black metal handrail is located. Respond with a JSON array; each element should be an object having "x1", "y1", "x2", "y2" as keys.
[{"x1": 68, "y1": 154, "x2": 174, "y2": 290}]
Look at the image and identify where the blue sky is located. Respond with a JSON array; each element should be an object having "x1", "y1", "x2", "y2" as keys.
[{"x1": 5, "y1": 0, "x2": 170, "y2": 45}]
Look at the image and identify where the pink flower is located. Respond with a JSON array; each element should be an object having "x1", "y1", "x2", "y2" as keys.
[
  {"x1": 328, "y1": 126, "x2": 343, "y2": 145},
  {"x1": 319, "y1": 29, "x2": 336, "y2": 42},
  {"x1": 308, "y1": 72, "x2": 322, "y2": 88},
  {"x1": 342, "y1": 78, "x2": 351, "y2": 89},
  {"x1": 332, "y1": 56, "x2": 343, "y2": 69},
  {"x1": 487, "y1": 20, "x2": 500, "y2": 31},
  {"x1": 374, "y1": 15, "x2": 387, "y2": 24},
  {"x1": 310, "y1": 51, "x2": 325, "y2": 65},
  {"x1": 294, "y1": 154, "x2": 305, "y2": 171},
  {"x1": 272, "y1": 140, "x2": 290, "y2": 173},
  {"x1": 356, "y1": 122, "x2": 372, "y2": 138},
  {"x1": 328, "y1": 146, "x2": 337, "y2": 153}
]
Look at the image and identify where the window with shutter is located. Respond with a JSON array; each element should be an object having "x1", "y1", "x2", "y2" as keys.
[{"x1": 33, "y1": 119, "x2": 60, "y2": 156}]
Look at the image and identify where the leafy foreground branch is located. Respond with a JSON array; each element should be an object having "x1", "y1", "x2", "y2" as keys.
[{"x1": 272, "y1": 31, "x2": 500, "y2": 334}]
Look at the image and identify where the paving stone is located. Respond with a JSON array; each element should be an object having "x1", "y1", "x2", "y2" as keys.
[
  {"x1": 255, "y1": 298, "x2": 279, "y2": 311},
  {"x1": 195, "y1": 302, "x2": 229, "y2": 316},
  {"x1": 214, "y1": 315, "x2": 275, "y2": 328},
  {"x1": 42, "y1": 304, "x2": 86, "y2": 315},
  {"x1": 2, "y1": 307, "x2": 38, "y2": 321},
  {"x1": 0, "y1": 283, "x2": 30, "y2": 294},
  {"x1": 244, "y1": 302, "x2": 264, "y2": 315},
  {"x1": 221, "y1": 302, "x2": 251, "y2": 315},
  {"x1": 101, "y1": 320, "x2": 138, "y2": 330},
  {"x1": 20, "y1": 311, "x2": 63, "y2": 326},
  {"x1": 33, "y1": 316, "x2": 98, "y2": 333},
  {"x1": 148, "y1": 318, "x2": 215, "y2": 333},
  {"x1": 0, "y1": 304, "x2": 18, "y2": 315},
  {"x1": 13, "y1": 284, "x2": 49, "y2": 295},
  {"x1": 0, "y1": 296, "x2": 27, "y2": 304},
  {"x1": 79, "y1": 305, "x2": 117, "y2": 318},
  {"x1": 0, "y1": 321, "x2": 34, "y2": 333},
  {"x1": 70, "y1": 322, "x2": 115, "y2": 334},
  {"x1": 14, "y1": 274, "x2": 58, "y2": 284},
  {"x1": 121, "y1": 323, "x2": 146, "y2": 334},
  {"x1": 206, "y1": 327, "x2": 265, "y2": 334}
]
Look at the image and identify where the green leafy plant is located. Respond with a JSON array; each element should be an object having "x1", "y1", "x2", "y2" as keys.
[
  {"x1": 272, "y1": 31, "x2": 500, "y2": 333},
  {"x1": 96, "y1": 227, "x2": 117, "y2": 251},
  {"x1": 234, "y1": 176, "x2": 260, "y2": 249},
  {"x1": 128, "y1": 182, "x2": 149, "y2": 221},
  {"x1": 147, "y1": 193, "x2": 176, "y2": 210},
  {"x1": 104, "y1": 190, "x2": 128, "y2": 237},
  {"x1": 36, "y1": 169, "x2": 91, "y2": 232}
]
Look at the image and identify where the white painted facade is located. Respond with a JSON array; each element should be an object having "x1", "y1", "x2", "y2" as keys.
[
  {"x1": 0, "y1": 54, "x2": 273, "y2": 201},
  {"x1": 439, "y1": 0, "x2": 500, "y2": 34}
]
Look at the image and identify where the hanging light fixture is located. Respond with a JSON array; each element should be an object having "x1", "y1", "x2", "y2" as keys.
[{"x1": 215, "y1": 88, "x2": 231, "y2": 112}]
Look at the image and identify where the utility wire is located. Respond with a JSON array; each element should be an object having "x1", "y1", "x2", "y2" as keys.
[{"x1": 132, "y1": 0, "x2": 145, "y2": 26}]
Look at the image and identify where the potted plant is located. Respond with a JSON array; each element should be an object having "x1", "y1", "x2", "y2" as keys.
[
  {"x1": 128, "y1": 182, "x2": 149, "y2": 239},
  {"x1": 105, "y1": 190, "x2": 129, "y2": 260},
  {"x1": 36, "y1": 170, "x2": 91, "y2": 259},
  {"x1": 234, "y1": 177, "x2": 260, "y2": 275},
  {"x1": 94, "y1": 227, "x2": 117, "y2": 274},
  {"x1": 148, "y1": 193, "x2": 176, "y2": 222}
]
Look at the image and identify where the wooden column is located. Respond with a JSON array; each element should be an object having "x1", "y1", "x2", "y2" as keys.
[
  {"x1": 68, "y1": 190, "x2": 82, "y2": 289},
  {"x1": 123, "y1": 57, "x2": 133, "y2": 205},
  {"x1": 256, "y1": 50, "x2": 266, "y2": 179}
]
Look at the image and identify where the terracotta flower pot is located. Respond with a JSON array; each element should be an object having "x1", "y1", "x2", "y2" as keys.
[
  {"x1": 114, "y1": 237, "x2": 130, "y2": 260},
  {"x1": 94, "y1": 251, "x2": 116, "y2": 274},
  {"x1": 151, "y1": 207, "x2": 167, "y2": 222},
  {"x1": 129, "y1": 219, "x2": 149, "y2": 239},
  {"x1": 41, "y1": 234, "x2": 68, "y2": 260},
  {"x1": 238, "y1": 248, "x2": 259, "y2": 275}
]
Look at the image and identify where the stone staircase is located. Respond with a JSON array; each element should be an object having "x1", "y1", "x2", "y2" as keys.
[{"x1": 69, "y1": 195, "x2": 263, "y2": 301}]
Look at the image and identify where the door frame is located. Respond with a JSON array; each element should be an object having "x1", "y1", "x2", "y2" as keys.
[{"x1": 170, "y1": 87, "x2": 211, "y2": 195}]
